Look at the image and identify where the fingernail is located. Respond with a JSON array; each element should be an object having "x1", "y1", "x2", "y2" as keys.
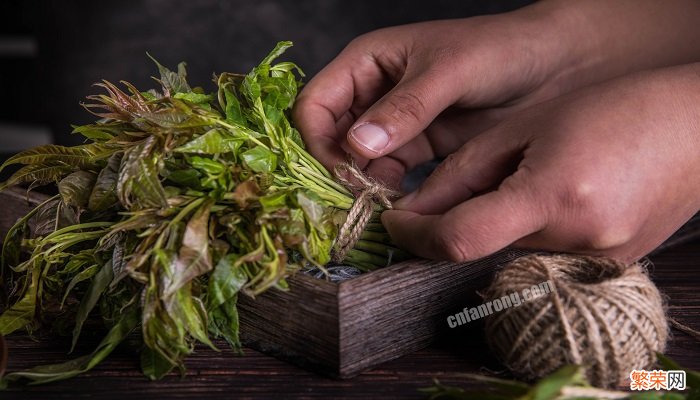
[
  {"x1": 349, "y1": 123, "x2": 389, "y2": 153},
  {"x1": 394, "y1": 190, "x2": 417, "y2": 209}
]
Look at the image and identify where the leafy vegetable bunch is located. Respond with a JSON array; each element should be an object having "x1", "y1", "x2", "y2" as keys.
[{"x1": 0, "y1": 42, "x2": 404, "y2": 384}]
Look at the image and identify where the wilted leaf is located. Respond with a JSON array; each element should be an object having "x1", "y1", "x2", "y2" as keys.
[
  {"x1": 163, "y1": 200, "x2": 213, "y2": 297},
  {"x1": 297, "y1": 191, "x2": 325, "y2": 230},
  {"x1": 231, "y1": 179, "x2": 260, "y2": 209},
  {"x1": 88, "y1": 153, "x2": 122, "y2": 212},
  {"x1": 59, "y1": 171, "x2": 97, "y2": 209},
  {"x1": 0, "y1": 306, "x2": 138, "y2": 386}
]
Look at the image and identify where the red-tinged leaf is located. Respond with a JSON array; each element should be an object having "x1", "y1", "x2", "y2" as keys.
[
  {"x1": 231, "y1": 179, "x2": 260, "y2": 209},
  {"x1": 88, "y1": 153, "x2": 122, "y2": 212},
  {"x1": 163, "y1": 200, "x2": 214, "y2": 297}
]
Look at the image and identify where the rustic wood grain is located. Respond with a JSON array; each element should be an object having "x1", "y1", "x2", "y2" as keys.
[
  {"x1": 238, "y1": 274, "x2": 340, "y2": 374},
  {"x1": 337, "y1": 250, "x2": 528, "y2": 377},
  {"x1": 0, "y1": 187, "x2": 698, "y2": 399}
]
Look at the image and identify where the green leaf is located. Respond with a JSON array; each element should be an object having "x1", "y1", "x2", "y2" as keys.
[
  {"x1": 71, "y1": 259, "x2": 114, "y2": 352},
  {"x1": 61, "y1": 264, "x2": 99, "y2": 307},
  {"x1": 657, "y1": 353, "x2": 700, "y2": 388},
  {"x1": 140, "y1": 346, "x2": 175, "y2": 380},
  {"x1": 0, "y1": 306, "x2": 138, "y2": 386},
  {"x1": 167, "y1": 287, "x2": 215, "y2": 349},
  {"x1": 242, "y1": 146, "x2": 277, "y2": 173},
  {"x1": 174, "y1": 129, "x2": 243, "y2": 154},
  {"x1": 163, "y1": 168, "x2": 202, "y2": 189},
  {"x1": 0, "y1": 266, "x2": 39, "y2": 335},
  {"x1": 259, "y1": 41, "x2": 293, "y2": 66},
  {"x1": 207, "y1": 255, "x2": 247, "y2": 350},
  {"x1": 524, "y1": 365, "x2": 584, "y2": 400},
  {"x1": 259, "y1": 191, "x2": 287, "y2": 212},
  {"x1": 0, "y1": 163, "x2": 75, "y2": 191},
  {"x1": 0, "y1": 144, "x2": 108, "y2": 173},
  {"x1": 146, "y1": 53, "x2": 192, "y2": 96},
  {"x1": 208, "y1": 255, "x2": 248, "y2": 309},
  {"x1": 70, "y1": 125, "x2": 115, "y2": 141},
  {"x1": 208, "y1": 295, "x2": 241, "y2": 350},
  {"x1": 173, "y1": 92, "x2": 213, "y2": 108},
  {"x1": 58, "y1": 171, "x2": 97, "y2": 209},
  {"x1": 223, "y1": 86, "x2": 246, "y2": 125},
  {"x1": 188, "y1": 156, "x2": 226, "y2": 175},
  {"x1": 88, "y1": 153, "x2": 122, "y2": 212},
  {"x1": 147, "y1": 53, "x2": 191, "y2": 96}
]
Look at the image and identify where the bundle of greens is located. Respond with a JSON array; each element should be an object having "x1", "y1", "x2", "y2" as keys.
[{"x1": 0, "y1": 42, "x2": 406, "y2": 385}]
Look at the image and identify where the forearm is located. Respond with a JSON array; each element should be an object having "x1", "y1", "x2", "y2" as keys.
[{"x1": 513, "y1": 0, "x2": 700, "y2": 94}]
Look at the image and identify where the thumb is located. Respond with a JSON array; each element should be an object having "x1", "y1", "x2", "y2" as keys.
[{"x1": 347, "y1": 71, "x2": 459, "y2": 159}]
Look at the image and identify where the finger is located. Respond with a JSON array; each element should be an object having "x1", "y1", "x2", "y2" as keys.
[
  {"x1": 425, "y1": 106, "x2": 512, "y2": 157},
  {"x1": 365, "y1": 132, "x2": 436, "y2": 190},
  {"x1": 395, "y1": 122, "x2": 529, "y2": 215},
  {"x1": 382, "y1": 177, "x2": 545, "y2": 261},
  {"x1": 347, "y1": 69, "x2": 461, "y2": 159},
  {"x1": 293, "y1": 49, "x2": 392, "y2": 169}
]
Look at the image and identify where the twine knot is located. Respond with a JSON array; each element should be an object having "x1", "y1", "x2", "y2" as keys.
[{"x1": 331, "y1": 163, "x2": 398, "y2": 263}]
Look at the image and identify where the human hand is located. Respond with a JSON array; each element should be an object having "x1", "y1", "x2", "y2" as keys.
[
  {"x1": 382, "y1": 64, "x2": 700, "y2": 262},
  {"x1": 293, "y1": 0, "x2": 700, "y2": 189},
  {"x1": 293, "y1": 14, "x2": 558, "y2": 189}
]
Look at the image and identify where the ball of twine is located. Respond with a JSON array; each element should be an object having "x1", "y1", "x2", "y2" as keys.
[{"x1": 483, "y1": 254, "x2": 668, "y2": 388}]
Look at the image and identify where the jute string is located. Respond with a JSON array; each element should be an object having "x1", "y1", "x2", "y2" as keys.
[
  {"x1": 332, "y1": 163, "x2": 398, "y2": 263},
  {"x1": 482, "y1": 254, "x2": 669, "y2": 388}
]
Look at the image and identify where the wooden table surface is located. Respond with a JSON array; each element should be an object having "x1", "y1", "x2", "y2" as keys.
[{"x1": 3, "y1": 239, "x2": 699, "y2": 399}]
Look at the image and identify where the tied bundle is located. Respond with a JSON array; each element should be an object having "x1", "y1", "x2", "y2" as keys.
[
  {"x1": 0, "y1": 42, "x2": 407, "y2": 385},
  {"x1": 482, "y1": 254, "x2": 668, "y2": 388}
]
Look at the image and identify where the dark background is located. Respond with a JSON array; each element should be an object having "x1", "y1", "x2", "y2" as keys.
[{"x1": 0, "y1": 0, "x2": 533, "y2": 153}]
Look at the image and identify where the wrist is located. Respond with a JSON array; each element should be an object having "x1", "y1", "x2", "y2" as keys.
[
  {"x1": 510, "y1": 0, "x2": 700, "y2": 98},
  {"x1": 505, "y1": 1, "x2": 610, "y2": 97}
]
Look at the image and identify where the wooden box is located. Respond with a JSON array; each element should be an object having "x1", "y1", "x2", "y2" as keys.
[{"x1": 0, "y1": 187, "x2": 529, "y2": 377}]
